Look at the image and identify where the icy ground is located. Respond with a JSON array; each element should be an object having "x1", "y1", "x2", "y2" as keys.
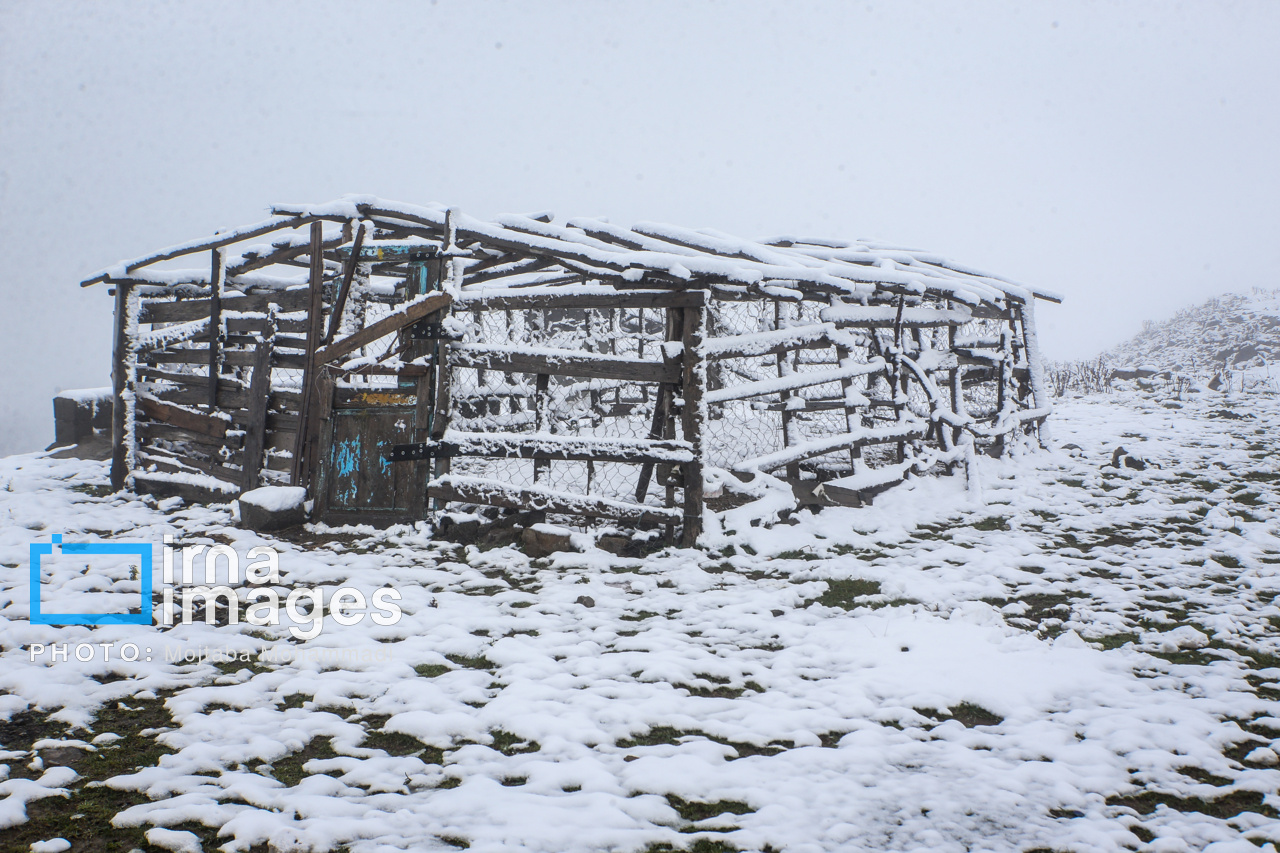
[{"x1": 3, "y1": 389, "x2": 1280, "y2": 853}]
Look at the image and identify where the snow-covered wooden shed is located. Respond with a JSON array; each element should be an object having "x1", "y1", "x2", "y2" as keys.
[{"x1": 83, "y1": 196, "x2": 1060, "y2": 544}]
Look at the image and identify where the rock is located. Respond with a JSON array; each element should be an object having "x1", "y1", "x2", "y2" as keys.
[
  {"x1": 521, "y1": 524, "x2": 577, "y2": 558},
  {"x1": 1107, "y1": 446, "x2": 1147, "y2": 471},
  {"x1": 575, "y1": 595, "x2": 596, "y2": 608},
  {"x1": 596, "y1": 535, "x2": 631, "y2": 556},
  {"x1": 238, "y1": 486, "x2": 308, "y2": 532}
]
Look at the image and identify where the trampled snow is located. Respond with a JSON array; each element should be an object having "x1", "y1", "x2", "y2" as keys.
[{"x1": 2, "y1": 387, "x2": 1279, "y2": 850}]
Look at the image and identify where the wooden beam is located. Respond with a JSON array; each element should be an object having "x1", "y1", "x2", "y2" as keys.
[
  {"x1": 81, "y1": 214, "x2": 313, "y2": 286},
  {"x1": 292, "y1": 222, "x2": 327, "y2": 486},
  {"x1": 324, "y1": 221, "x2": 366, "y2": 346},
  {"x1": 454, "y1": 288, "x2": 706, "y2": 312},
  {"x1": 388, "y1": 433, "x2": 695, "y2": 465},
  {"x1": 110, "y1": 283, "x2": 133, "y2": 491},
  {"x1": 206, "y1": 249, "x2": 224, "y2": 409},
  {"x1": 449, "y1": 345, "x2": 677, "y2": 384},
  {"x1": 314, "y1": 290, "x2": 453, "y2": 366},
  {"x1": 427, "y1": 475, "x2": 681, "y2": 525},
  {"x1": 136, "y1": 395, "x2": 229, "y2": 438},
  {"x1": 138, "y1": 288, "x2": 309, "y2": 324},
  {"x1": 240, "y1": 319, "x2": 276, "y2": 492},
  {"x1": 679, "y1": 292, "x2": 708, "y2": 547}
]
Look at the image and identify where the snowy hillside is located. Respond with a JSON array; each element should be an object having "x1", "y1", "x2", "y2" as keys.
[
  {"x1": 1108, "y1": 288, "x2": 1280, "y2": 379},
  {"x1": 3, "y1": 385, "x2": 1280, "y2": 851}
]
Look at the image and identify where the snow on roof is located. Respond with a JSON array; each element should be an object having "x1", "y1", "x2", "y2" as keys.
[{"x1": 83, "y1": 195, "x2": 1063, "y2": 306}]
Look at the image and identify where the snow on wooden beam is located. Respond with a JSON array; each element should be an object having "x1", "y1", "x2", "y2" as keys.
[
  {"x1": 450, "y1": 343, "x2": 679, "y2": 384},
  {"x1": 315, "y1": 291, "x2": 453, "y2": 366},
  {"x1": 388, "y1": 431, "x2": 695, "y2": 465},
  {"x1": 706, "y1": 358, "x2": 888, "y2": 405},
  {"x1": 455, "y1": 286, "x2": 705, "y2": 311},
  {"x1": 733, "y1": 423, "x2": 929, "y2": 474},
  {"x1": 428, "y1": 474, "x2": 682, "y2": 524},
  {"x1": 704, "y1": 323, "x2": 838, "y2": 361},
  {"x1": 82, "y1": 215, "x2": 317, "y2": 286},
  {"x1": 820, "y1": 304, "x2": 976, "y2": 328}
]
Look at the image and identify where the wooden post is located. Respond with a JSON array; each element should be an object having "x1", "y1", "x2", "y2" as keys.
[
  {"x1": 773, "y1": 300, "x2": 800, "y2": 480},
  {"x1": 110, "y1": 282, "x2": 134, "y2": 491},
  {"x1": 679, "y1": 291, "x2": 708, "y2": 548},
  {"x1": 533, "y1": 373, "x2": 550, "y2": 483},
  {"x1": 411, "y1": 370, "x2": 434, "y2": 518},
  {"x1": 324, "y1": 221, "x2": 366, "y2": 346},
  {"x1": 291, "y1": 221, "x2": 327, "y2": 487},
  {"x1": 207, "y1": 248, "x2": 224, "y2": 409},
  {"x1": 240, "y1": 312, "x2": 277, "y2": 492},
  {"x1": 835, "y1": 342, "x2": 862, "y2": 470}
]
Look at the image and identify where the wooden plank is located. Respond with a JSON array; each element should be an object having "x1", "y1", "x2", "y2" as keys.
[
  {"x1": 137, "y1": 366, "x2": 247, "y2": 390},
  {"x1": 240, "y1": 324, "x2": 275, "y2": 491},
  {"x1": 427, "y1": 475, "x2": 681, "y2": 525},
  {"x1": 136, "y1": 394, "x2": 228, "y2": 438},
  {"x1": 387, "y1": 432, "x2": 695, "y2": 465},
  {"x1": 324, "y1": 221, "x2": 366, "y2": 345},
  {"x1": 680, "y1": 295, "x2": 708, "y2": 546},
  {"x1": 110, "y1": 283, "x2": 133, "y2": 491},
  {"x1": 314, "y1": 290, "x2": 453, "y2": 365},
  {"x1": 225, "y1": 316, "x2": 308, "y2": 335},
  {"x1": 734, "y1": 423, "x2": 929, "y2": 474},
  {"x1": 137, "y1": 349, "x2": 307, "y2": 370},
  {"x1": 137, "y1": 449, "x2": 240, "y2": 485},
  {"x1": 705, "y1": 358, "x2": 887, "y2": 404},
  {"x1": 136, "y1": 420, "x2": 243, "y2": 450},
  {"x1": 137, "y1": 287, "x2": 309, "y2": 324},
  {"x1": 454, "y1": 289, "x2": 706, "y2": 312},
  {"x1": 449, "y1": 345, "x2": 677, "y2": 384},
  {"x1": 82, "y1": 214, "x2": 311, "y2": 286},
  {"x1": 293, "y1": 221, "x2": 327, "y2": 487},
  {"x1": 409, "y1": 371, "x2": 433, "y2": 518},
  {"x1": 206, "y1": 249, "x2": 224, "y2": 408},
  {"x1": 131, "y1": 472, "x2": 240, "y2": 506}
]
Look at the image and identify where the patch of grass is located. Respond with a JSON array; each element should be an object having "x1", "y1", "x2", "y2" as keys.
[
  {"x1": 273, "y1": 735, "x2": 339, "y2": 787},
  {"x1": 490, "y1": 729, "x2": 539, "y2": 755},
  {"x1": 620, "y1": 610, "x2": 661, "y2": 622},
  {"x1": 445, "y1": 653, "x2": 496, "y2": 670},
  {"x1": 916, "y1": 702, "x2": 1004, "y2": 728},
  {"x1": 69, "y1": 483, "x2": 113, "y2": 498},
  {"x1": 1106, "y1": 788, "x2": 1277, "y2": 819},
  {"x1": 438, "y1": 834, "x2": 471, "y2": 849},
  {"x1": 667, "y1": 795, "x2": 754, "y2": 822},
  {"x1": 1093, "y1": 633, "x2": 1139, "y2": 650},
  {"x1": 971, "y1": 516, "x2": 1010, "y2": 531},
  {"x1": 415, "y1": 663, "x2": 453, "y2": 678},
  {"x1": 6, "y1": 694, "x2": 190, "y2": 852},
  {"x1": 809, "y1": 578, "x2": 882, "y2": 610},
  {"x1": 617, "y1": 726, "x2": 790, "y2": 759}
]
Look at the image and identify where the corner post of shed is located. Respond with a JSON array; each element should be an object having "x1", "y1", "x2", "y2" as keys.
[
  {"x1": 110, "y1": 281, "x2": 135, "y2": 491},
  {"x1": 679, "y1": 288, "x2": 709, "y2": 547},
  {"x1": 292, "y1": 221, "x2": 327, "y2": 489}
]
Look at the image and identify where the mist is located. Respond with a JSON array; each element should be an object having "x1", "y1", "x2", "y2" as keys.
[{"x1": 2, "y1": 0, "x2": 1276, "y2": 456}]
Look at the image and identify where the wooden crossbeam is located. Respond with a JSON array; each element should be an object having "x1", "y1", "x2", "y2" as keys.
[
  {"x1": 315, "y1": 291, "x2": 453, "y2": 366},
  {"x1": 427, "y1": 475, "x2": 681, "y2": 525},
  {"x1": 449, "y1": 344, "x2": 678, "y2": 384},
  {"x1": 388, "y1": 432, "x2": 695, "y2": 465}
]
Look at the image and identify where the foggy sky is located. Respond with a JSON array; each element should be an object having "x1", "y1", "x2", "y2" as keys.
[{"x1": 2, "y1": 0, "x2": 1277, "y2": 456}]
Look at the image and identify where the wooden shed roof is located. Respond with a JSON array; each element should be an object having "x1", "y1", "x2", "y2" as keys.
[{"x1": 82, "y1": 195, "x2": 1062, "y2": 306}]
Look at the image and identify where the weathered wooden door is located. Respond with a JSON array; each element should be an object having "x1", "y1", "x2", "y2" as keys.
[{"x1": 315, "y1": 391, "x2": 421, "y2": 525}]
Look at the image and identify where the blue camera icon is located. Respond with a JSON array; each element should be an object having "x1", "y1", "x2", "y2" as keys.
[{"x1": 30, "y1": 535, "x2": 153, "y2": 626}]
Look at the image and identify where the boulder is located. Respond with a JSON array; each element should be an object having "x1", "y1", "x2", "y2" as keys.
[
  {"x1": 521, "y1": 524, "x2": 578, "y2": 558},
  {"x1": 238, "y1": 486, "x2": 308, "y2": 532}
]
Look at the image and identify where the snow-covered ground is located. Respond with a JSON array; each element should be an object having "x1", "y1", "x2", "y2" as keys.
[{"x1": 3, "y1": 387, "x2": 1280, "y2": 853}]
